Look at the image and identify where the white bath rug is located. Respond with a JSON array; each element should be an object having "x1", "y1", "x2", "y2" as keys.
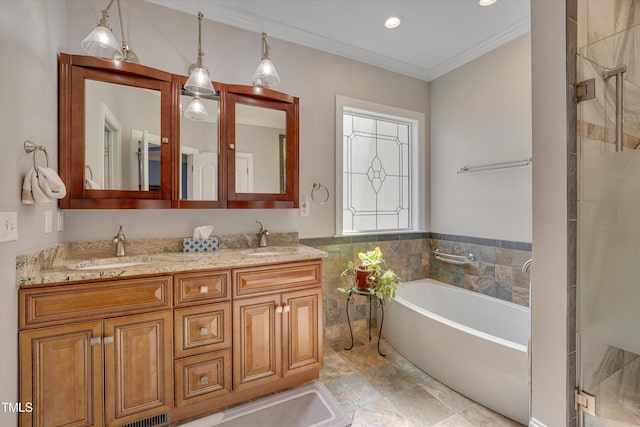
[{"x1": 178, "y1": 381, "x2": 350, "y2": 427}]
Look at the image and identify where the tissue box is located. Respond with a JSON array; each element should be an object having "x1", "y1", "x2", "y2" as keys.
[{"x1": 183, "y1": 237, "x2": 219, "y2": 253}]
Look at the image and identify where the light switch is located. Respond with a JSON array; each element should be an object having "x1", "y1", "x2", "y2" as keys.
[{"x1": 0, "y1": 212, "x2": 18, "y2": 242}]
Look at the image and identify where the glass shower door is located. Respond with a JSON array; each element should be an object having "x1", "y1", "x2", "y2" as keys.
[{"x1": 578, "y1": 24, "x2": 640, "y2": 427}]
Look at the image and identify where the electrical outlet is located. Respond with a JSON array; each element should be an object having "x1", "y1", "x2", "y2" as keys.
[
  {"x1": 300, "y1": 197, "x2": 309, "y2": 216},
  {"x1": 44, "y1": 211, "x2": 53, "y2": 234},
  {"x1": 0, "y1": 212, "x2": 18, "y2": 242},
  {"x1": 57, "y1": 211, "x2": 64, "y2": 231}
]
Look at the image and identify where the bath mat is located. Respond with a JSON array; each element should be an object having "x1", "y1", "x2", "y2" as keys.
[{"x1": 179, "y1": 381, "x2": 350, "y2": 427}]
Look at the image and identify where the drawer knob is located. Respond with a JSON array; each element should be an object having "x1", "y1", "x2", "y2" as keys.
[
  {"x1": 200, "y1": 376, "x2": 209, "y2": 385},
  {"x1": 199, "y1": 285, "x2": 209, "y2": 293},
  {"x1": 200, "y1": 327, "x2": 209, "y2": 336}
]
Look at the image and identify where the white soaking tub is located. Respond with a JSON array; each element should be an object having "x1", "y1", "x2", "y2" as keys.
[{"x1": 383, "y1": 278, "x2": 530, "y2": 425}]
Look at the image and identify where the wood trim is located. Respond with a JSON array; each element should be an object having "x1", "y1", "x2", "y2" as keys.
[
  {"x1": 19, "y1": 320, "x2": 104, "y2": 427},
  {"x1": 233, "y1": 261, "x2": 322, "y2": 298},
  {"x1": 174, "y1": 302, "x2": 231, "y2": 358},
  {"x1": 226, "y1": 84, "x2": 295, "y2": 104},
  {"x1": 174, "y1": 349, "x2": 232, "y2": 407},
  {"x1": 64, "y1": 52, "x2": 173, "y2": 82},
  {"x1": 233, "y1": 294, "x2": 282, "y2": 391},
  {"x1": 20, "y1": 276, "x2": 172, "y2": 329},
  {"x1": 104, "y1": 311, "x2": 173, "y2": 427},
  {"x1": 174, "y1": 270, "x2": 230, "y2": 306}
]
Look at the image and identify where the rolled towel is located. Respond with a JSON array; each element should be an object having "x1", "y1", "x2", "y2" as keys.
[
  {"x1": 37, "y1": 167, "x2": 67, "y2": 199},
  {"x1": 21, "y1": 168, "x2": 35, "y2": 204},
  {"x1": 31, "y1": 169, "x2": 52, "y2": 204}
]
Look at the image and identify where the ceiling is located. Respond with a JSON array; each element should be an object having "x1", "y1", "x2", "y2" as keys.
[{"x1": 146, "y1": 0, "x2": 530, "y2": 81}]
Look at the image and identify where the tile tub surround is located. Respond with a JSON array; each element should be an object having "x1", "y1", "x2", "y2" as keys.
[
  {"x1": 301, "y1": 233, "x2": 430, "y2": 343},
  {"x1": 428, "y1": 234, "x2": 532, "y2": 307}
]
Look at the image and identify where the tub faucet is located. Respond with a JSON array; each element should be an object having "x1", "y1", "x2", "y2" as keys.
[
  {"x1": 522, "y1": 259, "x2": 532, "y2": 273},
  {"x1": 256, "y1": 221, "x2": 269, "y2": 247},
  {"x1": 113, "y1": 225, "x2": 126, "y2": 257}
]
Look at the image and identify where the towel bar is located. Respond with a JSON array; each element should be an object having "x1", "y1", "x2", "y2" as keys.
[{"x1": 434, "y1": 248, "x2": 476, "y2": 265}]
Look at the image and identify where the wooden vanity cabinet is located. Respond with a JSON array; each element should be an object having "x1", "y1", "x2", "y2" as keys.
[
  {"x1": 232, "y1": 261, "x2": 323, "y2": 391},
  {"x1": 19, "y1": 276, "x2": 173, "y2": 427},
  {"x1": 173, "y1": 270, "x2": 232, "y2": 408}
]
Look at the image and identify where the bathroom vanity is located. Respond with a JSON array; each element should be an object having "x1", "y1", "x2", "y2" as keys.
[{"x1": 17, "y1": 243, "x2": 326, "y2": 427}]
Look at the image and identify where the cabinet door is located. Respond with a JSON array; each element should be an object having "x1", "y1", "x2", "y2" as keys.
[
  {"x1": 104, "y1": 311, "x2": 172, "y2": 427},
  {"x1": 282, "y1": 288, "x2": 323, "y2": 377},
  {"x1": 233, "y1": 294, "x2": 282, "y2": 391},
  {"x1": 19, "y1": 321, "x2": 103, "y2": 427}
]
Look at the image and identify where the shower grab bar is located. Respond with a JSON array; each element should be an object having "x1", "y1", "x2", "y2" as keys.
[
  {"x1": 603, "y1": 66, "x2": 626, "y2": 152},
  {"x1": 458, "y1": 158, "x2": 532, "y2": 174},
  {"x1": 434, "y1": 249, "x2": 476, "y2": 265}
]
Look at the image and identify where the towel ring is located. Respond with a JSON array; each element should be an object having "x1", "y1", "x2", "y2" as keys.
[
  {"x1": 311, "y1": 181, "x2": 329, "y2": 205},
  {"x1": 24, "y1": 140, "x2": 49, "y2": 174}
]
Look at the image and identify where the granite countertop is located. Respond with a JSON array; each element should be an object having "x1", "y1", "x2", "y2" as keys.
[{"x1": 16, "y1": 234, "x2": 327, "y2": 286}]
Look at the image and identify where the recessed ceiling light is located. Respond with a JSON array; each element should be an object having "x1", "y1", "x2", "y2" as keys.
[
  {"x1": 384, "y1": 16, "x2": 403, "y2": 29},
  {"x1": 479, "y1": 0, "x2": 497, "y2": 6}
]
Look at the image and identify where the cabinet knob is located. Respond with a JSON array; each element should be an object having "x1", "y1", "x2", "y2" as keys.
[
  {"x1": 229, "y1": 144, "x2": 235, "y2": 150},
  {"x1": 199, "y1": 327, "x2": 209, "y2": 336},
  {"x1": 200, "y1": 376, "x2": 209, "y2": 385},
  {"x1": 199, "y1": 285, "x2": 209, "y2": 294},
  {"x1": 161, "y1": 137, "x2": 169, "y2": 144},
  {"x1": 283, "y1": 305, "x2": 290, "y2": 313},
  {"x1": 103, "y1": 336, "x2": 114, "y2": 344},
  {"x1": 275, "y1": 306, "x2": 283, "y2": 314},
  {"x1": 90, "y1": 337, "x2": 101, "y2": 346}
]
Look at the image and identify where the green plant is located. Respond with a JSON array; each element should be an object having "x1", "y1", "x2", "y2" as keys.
[{"x1": 338, "y1": 246, "x2": 402, "y2": 300}]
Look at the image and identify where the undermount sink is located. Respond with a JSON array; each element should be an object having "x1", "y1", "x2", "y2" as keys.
[
  {"x1": 243, "y1": 246, "x2": 298, "y2": 257},
  {"x1": 67, "y1": 257, "x2": 151, "y2": 271}
]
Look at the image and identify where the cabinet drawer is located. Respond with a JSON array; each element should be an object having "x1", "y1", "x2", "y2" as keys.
[
  {"x1": 174, "y1": 349, "x2": 231, "y2": 407},
  {"x1": 233, "y1": 261, "x2": 322, "y2": 297},
  {"x1": 20, "y1": 276, "x2": 171, "y2": 328},
  {"x1": 174, "y1": 303, "x2": 231, "y2": 358},
  {"x1": 174, "y1": 270, "x2": 230, "y2": 306}
]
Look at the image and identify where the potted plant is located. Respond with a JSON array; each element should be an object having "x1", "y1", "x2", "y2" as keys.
[{"x1": 339, "y1": 246, "x2": 402, "y2": 300}]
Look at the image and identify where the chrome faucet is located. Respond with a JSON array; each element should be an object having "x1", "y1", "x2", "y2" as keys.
[
  {"x1": 256, "y1": 221, "x2": 269, "y2": 247},
  {"x1": 113, "y1": 225, "x2": 126, "y2": 257}
]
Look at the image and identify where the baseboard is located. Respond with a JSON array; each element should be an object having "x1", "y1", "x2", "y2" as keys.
[{"x1": 529, "y1": 418, "x2": 549, "y2": 427}]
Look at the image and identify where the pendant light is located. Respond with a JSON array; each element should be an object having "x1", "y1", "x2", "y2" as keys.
[
  {"x1": 252, "y1": 32, "x2": 280, "y2": 88},
  {"x1": 184, "y1": 97, "x2": 209, "y2": 121},
  {"x1": 184, "y1": 12, "x2": 215, "y2": 97},
  {"x1": 81, "y1": 0, "x2": 139, "y2": 63}
]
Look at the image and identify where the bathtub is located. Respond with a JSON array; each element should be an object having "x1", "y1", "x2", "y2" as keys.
[{"x1": 383, "y1": 279, "x2": 530, "y2": 425}]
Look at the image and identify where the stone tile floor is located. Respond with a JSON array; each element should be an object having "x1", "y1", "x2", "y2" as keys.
[{"x1": 321, "y1": 331, "x2": 525, "y2": 427}]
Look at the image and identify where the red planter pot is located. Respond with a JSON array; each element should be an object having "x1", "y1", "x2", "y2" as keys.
[{"x1": 355, "y1": 267, "x2": 373, "y2": 290}]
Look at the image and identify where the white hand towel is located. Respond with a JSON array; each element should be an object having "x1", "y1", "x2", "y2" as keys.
[
  {"x1": 31, "y1": 169, "x2": 52, "y2": 204},
  {"x1": 21, "y1": 168, "x2": 35, "y2": 204},
  {"x1": 37, "y1": 167, "x2": 67, "y2": 199}
]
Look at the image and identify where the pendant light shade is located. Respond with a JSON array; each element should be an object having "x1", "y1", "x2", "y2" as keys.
[
  {"x1": 81, "y1": 9, "x2": 120, "y2": 58},
  {"x1": 185, "y1": 12, "x2": 216, "y2": 97},
  {"x1": 81, "y1": 0, "x2": 139, "y2": 63},
  {"x1": 184, "y1": 97, "x2": 209, "y2": 121},
  {"x1": 252, "y1": 32, "x2": 280, "y2": 88}
]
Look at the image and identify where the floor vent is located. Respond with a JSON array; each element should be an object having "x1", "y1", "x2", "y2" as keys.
[{"x1": 120, "y1": 413, "x2": 170, "y2": 427}]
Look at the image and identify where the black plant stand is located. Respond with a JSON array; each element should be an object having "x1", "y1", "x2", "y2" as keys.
[{"x1": 344, "y1": 287, "x2": 385, "y2": 356}]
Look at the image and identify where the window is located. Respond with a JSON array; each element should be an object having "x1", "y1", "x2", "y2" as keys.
[{"x1": 335, "y1": 96, "x2": 426, "y2": 235}]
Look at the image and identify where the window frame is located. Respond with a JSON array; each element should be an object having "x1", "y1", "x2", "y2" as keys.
[{"x1": 335, "y1": 95, "x2": 427, "y2": 236}]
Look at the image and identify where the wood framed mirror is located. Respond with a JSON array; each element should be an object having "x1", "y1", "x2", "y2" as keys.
[
  {"x1": 224, "y1": 85, "x2": 299, "y2": 209},
  {"x1": 59, "y1": 53, "x2": 172, "y2": 208}
]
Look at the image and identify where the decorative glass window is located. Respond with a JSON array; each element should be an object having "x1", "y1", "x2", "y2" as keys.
[
  {"x1": 336, "y1": 96, "x2": 425, "y2": 236},
  {"x1": 343, "y1": 112, "x2": 411, "y2": 232}
]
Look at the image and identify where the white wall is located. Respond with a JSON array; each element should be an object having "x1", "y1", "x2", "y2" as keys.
[
  {"x1": 61, "y1": 0, "x2": 430, "y2": 241},
  {"x1": 0, "y1": 1, "x2": 67, "y2": 424},
  {"x1": 530, "y1": 0, "x2": 568, "y2": 425},
  {"x1": 430, "y1": 33, "x2": 532, "y2": 243}
]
